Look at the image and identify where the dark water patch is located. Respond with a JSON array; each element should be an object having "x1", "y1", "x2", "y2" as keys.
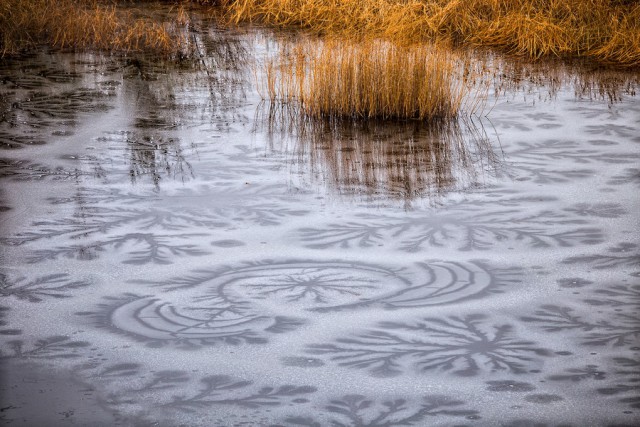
[
  {"x1": 211, "y1": 239, "x2": 246, "y2": 248},
  {"x1": 546, "y1": 365, "x2": 606, "y2": 382},
  {"x1": 556, "y1": 278, "x2": 593, "y2": 288},
  {"x1": 523, "y1": 394, "x2": 564, "y2": 404},
  {"x1": 486, "y1": 381, "x2": 537, "y2": 392},
  {"x1": 280, "y1": 357, "x2": 325, "y2": 368}
]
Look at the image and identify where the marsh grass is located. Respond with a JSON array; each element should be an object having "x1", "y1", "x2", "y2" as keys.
[
  {"x1": 262, "y1": 39, "x2": 479, "y2": 121},
  {"x1": 0, "y1": 0, "x2": 199, "y2": 57},
  {"x1": 225, "y1": 0, "x2": 640, "y2": 67}
]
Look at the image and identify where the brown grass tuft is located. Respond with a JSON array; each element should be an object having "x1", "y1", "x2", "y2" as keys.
[{"x1": 262, "y1": 39, "x2": 476, "y2": 121}]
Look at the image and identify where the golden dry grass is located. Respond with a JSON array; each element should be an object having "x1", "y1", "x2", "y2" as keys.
[
  {"x1": 0, "y1": 0, "x2": 198, "y2": 57},
  {"x1": 262, "y1": 39, "x2": 475, "y2": 121},
  {"x1": 223, "y1": 0, "x2": 640, "y2": 67}
]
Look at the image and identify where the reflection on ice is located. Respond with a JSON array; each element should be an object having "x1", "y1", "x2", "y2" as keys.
[{"x1": 257, "y1": 102, "x2": 499, "y2": 206}]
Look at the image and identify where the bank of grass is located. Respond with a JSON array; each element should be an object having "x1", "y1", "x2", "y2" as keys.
[
  {"x1": 224, "y1": 0, "x2": 640, "y2": 67},
  {"x1": 4, "y1": 1, "x2": 638, "y2": 67},
  {"x1": 263, "y1": 39, "x2": 478, "y2": 121},
  {"x1": 0, "y1": 0, "x2": 204, "y2": 57}
]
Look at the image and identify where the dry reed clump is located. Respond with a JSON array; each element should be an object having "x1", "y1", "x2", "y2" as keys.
[
  {"x1": 223, "y1": 0, "x2": 640, "y2": 67},
  {"x1": 263, "y1": 40, "x2": 474, "y2": 121},
  {"x1": 0, "y1": 0, "x2": 195, "y2": 57}
]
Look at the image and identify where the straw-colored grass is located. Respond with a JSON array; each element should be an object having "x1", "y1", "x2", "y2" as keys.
[
  {"x1": 263, "y1": 39, "x2": 475, "y2": 121},
  {"x1": 0, "y1": 0, "x2": 198, "y2": 57},
  {"x1": 224, "y1": 0, "x2": 640, "y2": 67}
]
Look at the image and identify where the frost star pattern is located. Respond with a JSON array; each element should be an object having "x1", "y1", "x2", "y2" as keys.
[
  {"x1": 0, "y1": 335, "x2": 91, "y2": 360},
  {"x1": 0, "y1": 273, "x2": 90, "y2": 302},
  {"x1": 76, "y1": 362, "x2": 317, "y2": 424},
  {"x1": 522, "y1": 271, "x2": 640, "y2": 349},
  {"x1": 0, "y1": 29, "x2": 639, "y2": 427},
  {"x1": 281, "y1": 394, "x2": 479, "y2": 426},
  {"x1": 1, "y1": 183, "x2": 310, "y2": 264},
  {"x1": 80, "y1": 260, "x2": 519, "y2": 348},
  {"x1": 296, "y1": 200, "x2": 604, "y2": 252},
  {"x1": 521, "y1": 304, "x2": 640, "y2": 347},
  {"x1": 79, "y1": 293, "x2": 305, "y2": 349},
  {"x1": 562, "y1": 243, "x2": 640, "y2": 270},
  {"x1": 307, "y1": 314, "x2": 552, "y2": 377},
  {"x1": 144, "y1": 259, "x2": 517, "y2": 311}
]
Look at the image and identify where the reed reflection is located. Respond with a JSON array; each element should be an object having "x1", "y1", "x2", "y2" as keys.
[
  {"x1": 115, "y1": 24, "x2": 251, "y2": 189},
  {"x1": 258, "y1": 103, "x2": 498, "y2": 207},
  {"x1": 486, "y1": 55, "x2": 639, "y2": 104}
]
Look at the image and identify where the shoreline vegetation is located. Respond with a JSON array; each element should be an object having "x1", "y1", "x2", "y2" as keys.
[
  {"x1": 0, "y1": 1, "x2": 638, "y2": 67},
  {"x1": 225, "y1": 0, "x2": 640, "y2": 68},
  {"x1": 1, "y1": 1, "x2": 638, "y2": 121},
  {"x1": 0, "y1": 1, "x2": 228, "y2": 58}
]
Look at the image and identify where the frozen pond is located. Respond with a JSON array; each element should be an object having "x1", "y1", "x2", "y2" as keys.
[{"x1": 1, "y1": 24, "x2": 639, "y2": 426}]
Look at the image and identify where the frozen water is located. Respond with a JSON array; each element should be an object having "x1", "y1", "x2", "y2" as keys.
[{"x1": 0, "y1": 25, "x2": 639, "y2": 427}]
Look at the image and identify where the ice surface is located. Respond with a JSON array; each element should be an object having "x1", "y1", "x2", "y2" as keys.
[{"x1": 0, "y1": 26, "x2": 638, "y2": 427}]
